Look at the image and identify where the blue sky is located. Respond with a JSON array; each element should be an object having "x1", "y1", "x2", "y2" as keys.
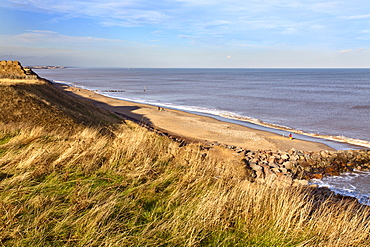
[{"x1": 0, "y1": 0, "x2": 369, "y2": 68}]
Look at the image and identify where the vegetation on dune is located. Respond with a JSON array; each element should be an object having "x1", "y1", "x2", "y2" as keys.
[
  {"x1": 0, "y1": 79, "x2": 120, "y2": 133},
  {"x1": 0, "y1": 78, "x2": 369, "y2": 246},
  {"x1": 0, "y1": 123, "x2": 369, "y2": 246}
]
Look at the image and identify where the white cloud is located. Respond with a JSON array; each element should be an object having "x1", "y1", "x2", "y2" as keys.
[
  {"x1": 356, "y1": 35, "x2": 370, "y2": 41},
  {"x1": 342, "y1": 14, "x2": 370, "y2": 20},
  {"x1": 310, "y1": 24, "x2": 325, "y2": 30},
  {"x1": 4, "y1": 0, "x2": 169, "y2": 26},
  {"x1": 339, "y1": 49, "x2": 353, "y2": 53},
  {"x1": 25, "y1": 30, "x2": 56, "y2": 34},
  {"x1": 11, "y1": 30, "x2": 124, "y2": 44},
  {"x1": 226, "y1": 40, "x2": 272, "y2": 49},
  {"x1": 177, "y1": 34, "x2": 195, "y2": 39},
  {"x1": 101, "y1": 9, "x2": 168, "y2": 27},
  {"x1": 281, "y1": 27, "x2": 297, "y2": 34},
  {"x1": 0, "y1": 30, "x2": 133, "y2": 57},
  {"x1": 204, "y1": 20, "x2": 231, "y2": 27},
  {"x1": 237, "y1": 18, "x2": 279, "y2": 30},
  {"x1": 339, "y1": 48, "x2": 369, "y2": 54},
  {"x1": 174, "y1": 0, "x2": 224, "y2": 5},
  {"x1": 4, "y1": 0, "x2": 368, "y2": 36}
]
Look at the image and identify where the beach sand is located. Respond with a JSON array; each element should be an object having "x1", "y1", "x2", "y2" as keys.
[{"x1": 54, "y1": 83, "x2": 333, "y2": 151}]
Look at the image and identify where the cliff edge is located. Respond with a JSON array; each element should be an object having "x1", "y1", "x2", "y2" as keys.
[
  {"x1": 0, "y1": 60, "x2": 38, "y2": 79},
  {"x1": 0, "y1": 61, "x2": 121, "y2": 133}
]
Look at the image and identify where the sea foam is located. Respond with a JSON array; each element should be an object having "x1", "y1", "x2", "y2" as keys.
[{"x1": 310, "y1": 170, "x2": 370, "y2": 206}]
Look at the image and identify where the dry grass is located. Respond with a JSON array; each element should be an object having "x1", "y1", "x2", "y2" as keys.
[
  {"x1": 0, "y1": 78, "x2": 369, "y2": 246},
  {"x1": 0, "y1": 79, "x2": 121, "y2": 133},
  {"x1": 0, "y1": 122, "x2": 369, "y2": 246}
]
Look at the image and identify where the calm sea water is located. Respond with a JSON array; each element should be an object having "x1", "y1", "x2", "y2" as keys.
[{"x1": 36, "y1": 68, "x2": 370, "y2": 204}]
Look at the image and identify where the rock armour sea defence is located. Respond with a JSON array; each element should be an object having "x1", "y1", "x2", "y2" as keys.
[
  {"x1": 240, "y1": 148, "x2": 370, "y2": 188},
  {"x1": 0, "y1": 60, "x2": 38, "y2": 79}
]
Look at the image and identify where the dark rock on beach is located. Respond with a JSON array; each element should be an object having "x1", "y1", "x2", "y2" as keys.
[{"x1": 239, "y1": 148, "x2": 370, "y2": 188}]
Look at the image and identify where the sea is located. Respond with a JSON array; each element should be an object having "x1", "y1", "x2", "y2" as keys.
[{"x1": 35, "y1": 68, "x2": 370, "y2": 205}]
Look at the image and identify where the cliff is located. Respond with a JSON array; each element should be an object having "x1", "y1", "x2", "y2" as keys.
[
  {"x1": 0, "y1": 61, "x2": 121, "y2": 133},
  {"x1": 0, "y1": 60, "x2": 38, "y2": 79}
]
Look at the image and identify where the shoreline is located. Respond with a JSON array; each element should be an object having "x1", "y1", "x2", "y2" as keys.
[
  {"x1": 38, "y1": 68, "x2": 370, "y2": 151},
  {"x1": 164, "y1": 109, "x2": 366, "y2": 150},
  {"x1": 92, "y1": 91, "x2": 368, "y2": 150},
  {"x1": 52, "y1": 81, "x2": 337, "y2": 152}
]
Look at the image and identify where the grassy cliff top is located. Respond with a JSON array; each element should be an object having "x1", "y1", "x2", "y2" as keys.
[{"x1": 0, "y1": 77, "x2": 121, "y2": 133}]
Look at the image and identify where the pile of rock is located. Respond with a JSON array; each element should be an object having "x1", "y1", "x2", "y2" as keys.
[
  {"x1": 242, "y1": 149, "x2": 370, "y2": 187},
  {"x1": 0, "y1": 60, "x2": 38, "y2": 79}
]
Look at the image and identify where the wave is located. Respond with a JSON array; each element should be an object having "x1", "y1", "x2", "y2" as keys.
[
  {"x1": 310, "y1": 170, "x2": 370, "y2": 206},
  {"x1": 52, "y1": 80, "x2": 97, "y2": 92},
  {"x1": 52, "y1": 80, "x2": 77, "y2": 87}
]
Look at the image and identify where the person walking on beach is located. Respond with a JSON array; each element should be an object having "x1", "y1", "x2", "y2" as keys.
[{"x1": 289, "y1": 133, "x2": 293, "y2": 140}]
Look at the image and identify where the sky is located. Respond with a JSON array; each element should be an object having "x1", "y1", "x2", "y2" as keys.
[{"x1": 0, "y1": 0, "x2": 369, "y2": 68}]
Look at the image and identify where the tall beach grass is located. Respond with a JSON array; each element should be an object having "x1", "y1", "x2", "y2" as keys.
[{"x1": 0, "y1": 122, "x2": 369, "y2": 246}]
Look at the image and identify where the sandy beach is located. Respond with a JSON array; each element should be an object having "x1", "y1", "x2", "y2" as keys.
[{"x1": 54, "y1": 83, "x2": 333, "y2": 151}]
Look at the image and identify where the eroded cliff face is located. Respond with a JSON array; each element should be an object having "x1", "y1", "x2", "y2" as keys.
[{"x1": 0, "y1": 60, "x2": 38, "y2": 79}]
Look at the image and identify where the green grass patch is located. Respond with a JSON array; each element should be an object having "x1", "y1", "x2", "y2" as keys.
[{"x1": 0, "y1": 136, "x2": 12, "y2": 145}]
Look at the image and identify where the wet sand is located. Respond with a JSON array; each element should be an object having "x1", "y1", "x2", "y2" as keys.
[{"x1": 54, "y1": 83, "x2": 333, "y2": 151}]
